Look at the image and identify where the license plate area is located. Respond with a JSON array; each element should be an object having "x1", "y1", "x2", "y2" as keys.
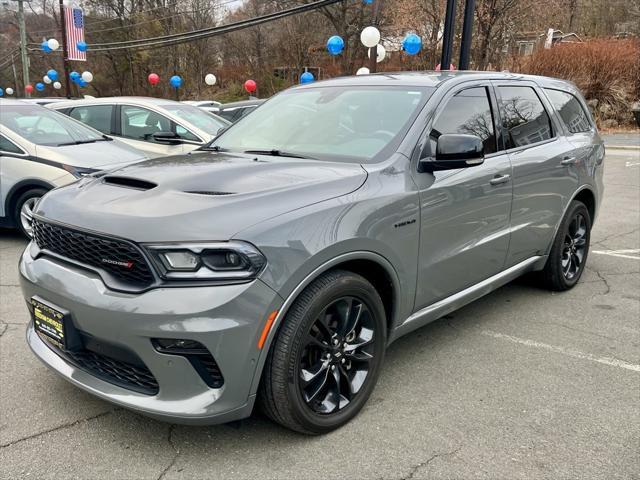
[{"x1": 31, "y1": 297, "x2": 68, "y2": 349}]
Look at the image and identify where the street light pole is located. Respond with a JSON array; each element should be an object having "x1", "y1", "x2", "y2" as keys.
[
  {"x1": 458, "y1": 0, "x2": 476, "y2": 70},
  {"x1": 16, "y1": 0, "x2": 30, "y2": 97},
  {"x1": 440, "y1": 0, "x2": 457, "y2": 70}
]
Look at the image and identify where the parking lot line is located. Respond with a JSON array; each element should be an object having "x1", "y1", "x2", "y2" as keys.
[
  {"x1": 592, "y1": 249, "x2": 640, "y2": 260},
  {"x1": 481, "y1": 330, "x2": 640, "y2": 373}
]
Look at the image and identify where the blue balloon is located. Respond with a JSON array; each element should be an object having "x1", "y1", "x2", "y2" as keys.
[
  {"x1": 0, "y1": 88, "x2": 4, "y2": 96},
  {"x1": 402, "y1": 33, "x2": 422, "y2": 55},
  {"x1": 41, "y1": 41, "x2": 52, "y2": 53},
  {"x1": 70, "y1": 71, "x2": 80, "y2": 83},
  {"x1": 46, "y1": 69, "x2": 59, "y2": 81},
  {"x1": 76, "y1": 41, "x2": 88, "y2": 52},
  {"x1": 35, "y1": 82, "x2": 45, "y2": 91},
  {"x1": 169, "y1": 75, "x2": 182, "y2": 88},
  {"x1": 327, "y1": 35, "x2": 345, "y2": 56},
  {"x1": 78, "y1": 79, "x2": 87, "y2": 88},
  {"x1": 363, "y1": 0, "x2": 374, "y2": 4},
  {"x1": 300, "y1": 71, "x2": 315, "y2": 84}
]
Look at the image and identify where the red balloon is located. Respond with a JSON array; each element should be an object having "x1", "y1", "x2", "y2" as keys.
[
  {"x1": 25, "y1": 84, "x2": 34, "y2": 94},
  {"x1": 148, "y1": 73, "x2": 160, "y2": 86},
  {"x1": 244, "y1": 79, "x2": 257, "y2": 94}
]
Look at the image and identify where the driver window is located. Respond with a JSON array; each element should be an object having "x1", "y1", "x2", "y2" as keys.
[
  {"x1": 120, "y1": 106, "x2": 171, "y2": 141},
  {"x1": 430, "y1": 87, "x2": 497, "y2": 155}
]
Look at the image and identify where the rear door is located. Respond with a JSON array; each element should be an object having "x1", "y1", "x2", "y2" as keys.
[
  {"x1": 493, "y1": 81, "x2": 579, "y2": 267},
  {"x1": 411, "y1": 83, "x2": 513, "y2": 309}
]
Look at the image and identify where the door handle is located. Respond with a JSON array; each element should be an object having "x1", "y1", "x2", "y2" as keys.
[
  {"x1": 561, "y1": 156, "x2": 577, "y2": 165},
  {"x1": 489, "y1": 174, "x2": 511, "y2": 186}
]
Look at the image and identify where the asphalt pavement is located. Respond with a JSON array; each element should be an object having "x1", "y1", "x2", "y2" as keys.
[{"x1": 1, "y1": 148, "x2": 638, "y2": 479}]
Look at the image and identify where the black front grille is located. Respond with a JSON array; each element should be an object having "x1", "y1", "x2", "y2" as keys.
[
  {"x1": 32, "y1": 219, "x2": 155, "y2": 289},
  {"x1": 39, "y1": 333, "x2": 159, "y2": 395}
]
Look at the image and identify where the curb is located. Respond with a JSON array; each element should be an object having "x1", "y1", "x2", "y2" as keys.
[{"x1": 605, "y1": 145, "x2": 639, "y2": 151}]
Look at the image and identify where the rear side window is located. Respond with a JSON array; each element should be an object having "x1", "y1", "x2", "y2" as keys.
[
  {"x1": 498, "y1": 86, "x2": 553, "y2": 148},
  {"x1": 0, "y1": 134, "x2": 24, "y2": 154},
  {"x1": 544, "y1": 89, "x2": 592, "y2": 133},
  {"x1": 69, "y1": 105, "x2": 113, "y2": 135},
  {"x1": 430, "y1": 87, "x2": 497, "y2": 154}
]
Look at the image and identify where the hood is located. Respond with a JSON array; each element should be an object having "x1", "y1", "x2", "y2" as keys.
[
  {"x1": 35, "y1": 151, "x2": 367, "y2": 242},
  {"x1": 36, "y1": 139, "x2": 147, "y2": 169}
]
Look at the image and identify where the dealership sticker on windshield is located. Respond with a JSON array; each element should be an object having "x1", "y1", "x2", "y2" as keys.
[{"x1": 31, "y1": 298, "x2": 67, "y2": 349}]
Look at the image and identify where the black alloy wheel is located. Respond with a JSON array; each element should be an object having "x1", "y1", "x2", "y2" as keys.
[
  {"x1": 561, "y1": 212, "x2": 588, "y2": 280},
  {"x1": 298, "y1": 296, "x2": 375, "y2": 414}
]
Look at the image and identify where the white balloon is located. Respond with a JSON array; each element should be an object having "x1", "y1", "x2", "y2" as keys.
[
  {"x1": 43, "y1": 75, "x2": 52, "y2": 84},
  {"x1": 360, "y1": 26, "x2": 381, "y2": 48},
  {"x1": 6, "y1": 87, "x2": 13, "y2": 95},
  {"x1": 367, "y1": 44, "x2": 386, "y2": 63},
  {"x1": 204, "y1": 73, "x2": 217, "y2": 86},
  {"x1": 81, "y1": 71, "x2": 93, "y2": 83},
  {"x1": 47, "y1": 38, "x2": 60, "y2": 51},
  {"x1": 53, "y1": 81, "x2": 62, "y2": 90},
  {"x1": 356, "y1": 67, "x2": 370, "y2": 75}
]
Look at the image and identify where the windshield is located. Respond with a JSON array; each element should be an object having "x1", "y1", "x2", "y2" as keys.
[
  {"x1": 0, "y1": 104, "x2": 105, "y2": 146},
  {"x1": 210, "y1": 86, "x2": 434, "y2": 163},
  {"x1": 162, "y1": 104, "x2": 230, "y2": 134}
]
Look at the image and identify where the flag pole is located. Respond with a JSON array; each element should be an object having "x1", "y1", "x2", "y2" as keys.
[{"x1": 59, "y1": 0, "x2": 72, "y2": 98}]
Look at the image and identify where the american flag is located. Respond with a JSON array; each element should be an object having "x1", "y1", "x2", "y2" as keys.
[{"x1": 64, "y1": 5, "x2": 86, "y2": 61}]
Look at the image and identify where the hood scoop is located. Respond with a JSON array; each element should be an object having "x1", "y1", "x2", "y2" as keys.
[
  {"x1": 103, "y1": 176, "x2": 157, "y2": 191},
  {"x1": 184, "y1": 190, "x2": 235, "y2": 196}
]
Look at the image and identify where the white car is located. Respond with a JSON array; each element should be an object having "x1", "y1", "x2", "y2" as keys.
[
  {"x1": 50, "y1": 97, "x2": 230, "y2": 157},
  {"x1": 0, "y1": 99, "x2": 147, "y2": 237}
]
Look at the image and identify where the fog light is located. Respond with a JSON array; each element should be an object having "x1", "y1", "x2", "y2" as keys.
[{"x1": 152, "y1": 338, "x2": 207, "y2": 354}]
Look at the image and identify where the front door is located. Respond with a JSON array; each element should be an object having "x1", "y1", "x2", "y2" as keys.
[
  {"x1": 117, "y1": 105, "x2": 187, "y2": 157},
  {"x1": 411, "y1": 84, "x2": 513, "y2": 310}
]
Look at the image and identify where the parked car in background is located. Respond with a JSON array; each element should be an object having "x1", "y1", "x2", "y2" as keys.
[
  {"x1": 19, "y1": 98, "x2": 76, "y2": 107},
  {"x1": 212, "y1": 99, "x2": 266, "y2": 123},
  {"x1": 0, "y1": 99, "x2": 147, "y2": 237},
  {"x1": 50, "y1": 97, "x2": 230, "y2": 156},
  {"x1": 21, "y1": 72, "x2": 604, "y2": 434},
  {"x1": 183, "y1": 100, "x2": 222, "y2": 109}
]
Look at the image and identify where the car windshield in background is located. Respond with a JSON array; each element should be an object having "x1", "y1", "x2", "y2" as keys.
[
  {"x1": 211, "y1": 86, "x2": 434, "y2": 163},
  {"x1": 0, "y1": 104, "x2": 106, "y2": 147},
  {"x1": 162, "y1": 104, "x2": 229, "y2": 133}
]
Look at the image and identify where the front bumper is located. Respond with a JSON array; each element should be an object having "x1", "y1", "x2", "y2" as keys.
[{"x1": 20, "y1": 246, "x2": 282, "y2": 425}]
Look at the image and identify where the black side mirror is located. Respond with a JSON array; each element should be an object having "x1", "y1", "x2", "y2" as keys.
[
  {"x1": 152, "y1": 131, "x2": 182, "y2": 145},
  {"x1": 419, "y1": 134, "x2": 485, "y2": 172}
]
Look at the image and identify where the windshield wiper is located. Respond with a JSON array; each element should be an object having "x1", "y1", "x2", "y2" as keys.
[
  {"x1": 244, "y1": 149, "x2": 314, "y2": 159},
  {"x1": 200, "y1": 145, "x2": 228, "y2": 152},
  {"x1": 57, "y1": 136, "x2": 112, "y2": 147}
]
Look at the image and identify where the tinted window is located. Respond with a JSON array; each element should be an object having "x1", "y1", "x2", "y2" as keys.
[
  {"x1": 120, "y1": 106, "x2": 171, "y2": 141},
  {"x1": 0, "y1": 134, "x2": 24, "y2": 154},
  {"x1": 430, "y1": 87, "x2": 497, "y2": 154},
  {"x1": 161, "y1": 103, "x2": 227, "y2": 135},
  {"x1": 498, "y1": 86, "x2": 553, "y2": 148},
  {"x1": 213, "y1": 87, "x2": 434, "y2": 163},
  {"x1": 544, "y1": 89, "x2": 592, "y2": 133},
  {"x1": 70, "y1": 105, "x2": 113, "y2": 134}
]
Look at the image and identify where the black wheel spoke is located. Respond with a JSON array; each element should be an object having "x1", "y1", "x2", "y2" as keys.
[{"x1": 302, "y1": 363, "x2": 330, "y2": 402}]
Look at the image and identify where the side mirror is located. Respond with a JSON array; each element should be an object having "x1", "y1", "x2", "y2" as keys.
[
  {"x1": 419, "y1": 134, "x2": 485, "y2": 172},
  {"x1": 152, "y1": 131, "x2": 183, "y2": 145}
]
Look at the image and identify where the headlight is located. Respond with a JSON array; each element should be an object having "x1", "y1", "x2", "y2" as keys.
[{"x1": 145, "y1": 241, "x2": 266, "y2": 282}]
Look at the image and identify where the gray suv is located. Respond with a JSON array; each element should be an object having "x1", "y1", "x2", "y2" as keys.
[{"x1": 20, "y1": 72, "x2": 604, "y2": 434}]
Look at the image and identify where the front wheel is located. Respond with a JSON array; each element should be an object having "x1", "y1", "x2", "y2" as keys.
[
  {"x1": 539, "y1": 200, "x2": 591, "y2": 291},
  {"x1": 259, "y1": 270, "x2": 386, "y2": 434},
  {"x1": 14, "y1": 188, "x2": 47, "y2": 238}
]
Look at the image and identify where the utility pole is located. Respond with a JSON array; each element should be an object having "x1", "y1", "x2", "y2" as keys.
[
  {"x1": 58, "y1": 0, "x2": 72, "y2": 98},
  {"x1": 16, "y1": 0, "x2": 30, "y2": 97},
  {"x1": 458, "y1": 0, "x2": 475, "y2": 70},
  {"x1": 11, "y1": 53, "x2": 20, "y2": 91},
  {"x1": 440, "y1": 0, "x2": 457, "y2": 70}
]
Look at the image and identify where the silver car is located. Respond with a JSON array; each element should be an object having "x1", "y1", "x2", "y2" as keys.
[
  {"x1": 50, "y1": 97, "x2": 231, "y2": 157},
  {"x1": 0, "y1": 99, "x2": 147, "y2": 237},
  {"x1": 20, "y1": 72, "x2": 604, "y2": 434}
]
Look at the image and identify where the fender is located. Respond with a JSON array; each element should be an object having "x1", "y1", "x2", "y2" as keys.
[
  {"x1": 2, "y1": 178, "x2": 56, "y2": 227},
  {"x1": 248, "y1": 250, "x2": 401, "y2": 396}
]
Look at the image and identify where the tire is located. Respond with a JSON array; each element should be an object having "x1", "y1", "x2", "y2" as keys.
[
  {"x1": 539, "y1": 200, "x2": 591, "y2": 291},
  {"x1": 259, "y1": 269, "x2": 387, "y2": 434},
  {"x1": 14, "y1": 188, "x2": 47, "y2": 239}
]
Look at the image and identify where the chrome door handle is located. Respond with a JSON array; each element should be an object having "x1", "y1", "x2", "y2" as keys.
[
  {"x1": 561, "y1": 156, "x2": 577, "y2": 165},
  {"x1": 489, "y1": 174, "x2": 511, "y2": 186}
]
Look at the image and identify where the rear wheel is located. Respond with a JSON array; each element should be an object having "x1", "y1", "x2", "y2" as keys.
[
  {"x1": 539, "y1": 200, "x2": 591, "y2": 291},
  {"x1": 259, "y1": 270, "x2": 386, "y2": 434},
  {"x1": 14, "y1": 188, "x2": 47, "y2": 238}
]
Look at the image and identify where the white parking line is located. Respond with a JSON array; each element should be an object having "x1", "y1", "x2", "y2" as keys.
[
  {"x1": 625, "y1": 161, "x2": 640, "y2": 167},
  {"x1": 481, "y1": 330, "x2": 640, "y2": 373},
  {"x1": 592, "y1": 249, "x2": 640, "y2": 260}
]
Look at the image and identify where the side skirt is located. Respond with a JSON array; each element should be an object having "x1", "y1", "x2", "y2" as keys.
[{"x1": 389, "y1": 256, "x2": 545, "y2": 343}]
